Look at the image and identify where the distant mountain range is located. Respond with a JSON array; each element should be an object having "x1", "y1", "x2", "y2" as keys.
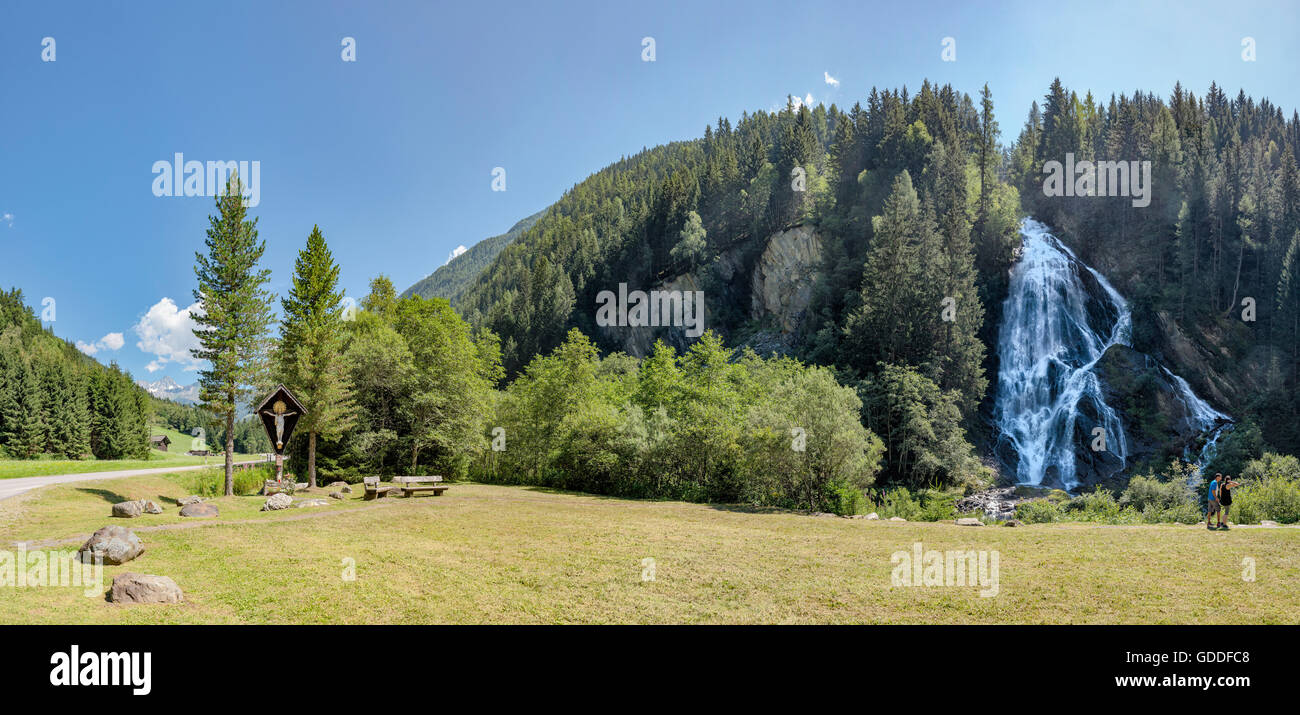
[
  {"x1": 402, "y1": 209, "x2": 545, "y2": 304},
  {"x1": 136, "y1": 376, "x2": 200, "y2": 405}
]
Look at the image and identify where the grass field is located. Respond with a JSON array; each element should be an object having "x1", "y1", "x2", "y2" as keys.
[
  {"x1": 1, "y1": 472, "x2": 1297, "y2": 624},
  {"x1": 0, "y1": 425, "x2": 264, "y2": 479}
]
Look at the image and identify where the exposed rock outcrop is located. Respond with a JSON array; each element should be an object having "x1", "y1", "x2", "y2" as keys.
[{"x1": 750, "y1": 225, "x2": 823, "y2": 335}]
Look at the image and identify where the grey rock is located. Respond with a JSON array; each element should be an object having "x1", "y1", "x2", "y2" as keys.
[
  {"x1": 262, "y1": 493, "x2": 293, "y2": 511},
  {"x1": 1003, "y1": 519, "x2": 1024, "y2": 527},
  {"x1": 955, "y1": 517, "x2": 985, "y2": 527},
  {"x1": 179, "y1": 502, "x2": 218, "y2": 518},
  {"x1": 329, "y1": 491, "x2": 344, "y2": 500},
  {"x1": 1260, "y1": 520, "x2": 1280, "y2": 527},
  {"x1": 295, "y1": 482, "x2": 309, "y2": 490},
  {"x1": 865, "y1": 512, "x2": 879, "y2": 520},
  {"x1": 177, "y1": 496, "x2": 205, "y2": 506},
  {"x1": 78, "y1": 526, "x2": 144, "y2": 565},
  {"x1": 889, "y1": 516, "x2": 906, "y2": 522},
  {"x1": 110, "y1": 573, "x2": 183, "y2": 604},
  {"x1": 340, "y1": 485, "x2": 352, "y2": 494},
  {"x1": 112, "y1": 500, "x2": 144, "y2": 518},
  {"x1": 292, "y1": 498, "x2": 330, "y2": 508},
  {"x1": 141, "y1": 500, "x2": 163, "y2": 515},
  {"x1": 751, "y1": 225, "x2": 823, "y2": 334}
]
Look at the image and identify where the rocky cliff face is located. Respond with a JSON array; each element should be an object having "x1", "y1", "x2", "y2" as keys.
[
  {"x1": 750, "y1": 225, "x2": 823, "y2": 335},
  {"x1": 596, "y1": 225, "x2": 824, "y2": 357}
]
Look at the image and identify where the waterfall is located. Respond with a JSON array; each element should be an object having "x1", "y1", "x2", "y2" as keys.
[
  {"x1": 1164, "y1": 367, "x2": 1233, "y2": 482},
  {"x1": 992, "y1": 219, "x2": 1132, "y2": 489},
  {"x1": 992, "y1": 218, "x2": 1232, "y2": 490}
]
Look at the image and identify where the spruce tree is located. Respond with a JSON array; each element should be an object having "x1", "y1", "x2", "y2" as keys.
[
  {"x1": 3, "y1": 357, "x2": 46, "y2": 458},
  {"x1": 277, "y1": 225, "x2": 354, "y2": 488},
  {"x1": 191, "y1": 174, "x2": 275, "y2": 495}
]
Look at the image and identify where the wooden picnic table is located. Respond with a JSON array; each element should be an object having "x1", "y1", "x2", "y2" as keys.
[{"x1": 393, "y1": 476, "x2": 448, "y2": 497}]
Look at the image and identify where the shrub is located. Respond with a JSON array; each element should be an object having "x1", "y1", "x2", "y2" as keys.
[
  {"x1": 188, "y1": 463, "x2": 274, "y2": 497},
  {"x1": 1230, "y1": 454, "x2": 1300, "y2": 524},
  {"x1": 870, "y1": 487, "x2": 958, "y2": 521},
  {"x1": 1063, "y1": 487, "x2": 1141, "y2": 524},
  {"x1": 1015, "y1": 499, "x2": 1064, "y2": 524},
  {"x1": 1120, "y1": 472, "x2": 1196, "y2": 512},
  {"x1": 827, "y1": 480, "x2": 866, "y2": 516}
]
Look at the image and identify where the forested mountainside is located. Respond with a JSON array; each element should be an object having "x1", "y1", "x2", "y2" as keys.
[
  {"x1": 1008, "y1": 80, "x2": 1300, "y2": 458},
  {"x1": 402, "y1": 209, "x2": 545, "y2": 303},
  {"x1": 0, "y1": 288, "x2": 151, "y2": 460},
  {"x1": 448, "y1": 79, "x2": 1300, "y2": 480}
]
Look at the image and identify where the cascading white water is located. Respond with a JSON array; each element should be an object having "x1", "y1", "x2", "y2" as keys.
[
  {"x1": 1165, "y1": 367, "x2": 1233, "y2": 482},
  {"x1": 992, "y1": 219, "x2": 1132, "y2": 489}
]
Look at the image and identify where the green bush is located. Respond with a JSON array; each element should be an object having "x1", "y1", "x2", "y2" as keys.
[
  {"x1": 827, "y1": 480, "x2": 866, "y2": 516},
  {"x1": 188, "y1": 463, "x2": 274, "y2": 497},
  {"x1": 1015, "y1": 499, "x2": 1064, "y2": 523},
  {"x1": 869, "y1": 487, "x2": 958, "y2": 521},
  {"x1": 1063, "y1": 487, "x2": 1141, "y2": 524}
]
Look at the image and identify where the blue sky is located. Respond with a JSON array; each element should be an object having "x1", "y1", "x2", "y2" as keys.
[{"x1": 2, "y1": 0, "x2": 1297, "y2": 384}]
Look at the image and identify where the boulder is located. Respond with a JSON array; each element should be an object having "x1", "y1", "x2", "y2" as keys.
[
  {"x1": 112, "y1": 500, "x2": 144, "y2": 518},
  {"x1": 141, "y1": 500, "x2": 163, "y2": 514},
  {"x1": 110, "y1": 573, "x2": 183, "y2": 604},
  {"x1": 1003, "y1": 519, "x2": 1024, "y2": 527},
  {"x1": 328, "y1": 481, "x2": 347, "y2": 488},
  {"x1": 263, "y1": 480, "x2": 295, "y2": 496},
  {"x1": 179, "y1": 502, "x2": 218, "y2": 518},
  {"x1": 865, "y1": 512, "x2": 879, "y2": 520},
  {"x1": 177, "y1": 496, "x2": 205, "y2": 506},
  {"x1": 292, "y1": 498, "x2": 330, "y2": 508},
  {"x1": 889, "y1": 516, "x2": 906, "y2": 522},
  {"x1": 955, "y1": 517, "x2": 985, "y2": 527},
  {"x1": 340, "y1": 485, "x2": 353, "y2": 494},
  {"x1": 1260, "y1": 520, "x2": 1280, "y2": 527},
  {"x1": 328, "y1": 491, "x2": 344, "y2": 500},
  {"x1": 77, "y1": 526, "x2": 144, "y2": 565},
  {"x1": 295, "y1": 482, "x2": 309, "y2": 491},
  {"x1": 262, "y1": 493, "x2": 293, "y2": 511}
]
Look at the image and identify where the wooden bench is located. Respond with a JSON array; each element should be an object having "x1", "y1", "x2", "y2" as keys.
[
  {"x1": 393, "y1": 476, "x2": 449, "y2": 498},
  {"x1": 362, "y1": 476, "x2": 393, "y2": 501}
]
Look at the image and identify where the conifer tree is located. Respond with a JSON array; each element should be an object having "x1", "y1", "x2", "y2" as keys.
[
  {"x1": 277, "y1": 226, "x2": 354, "y2": 488},
  {"x1": 191, "y1": 174, "x2": 275, "y2": 495}
]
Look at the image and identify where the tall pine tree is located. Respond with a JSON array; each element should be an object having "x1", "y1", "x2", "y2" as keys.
[
  {"x1": 277, "y1": 226, "x2": 354, "y2": 488},
  {"x1": 192, "y1": 174, "x2": 274, "y2": 495}
]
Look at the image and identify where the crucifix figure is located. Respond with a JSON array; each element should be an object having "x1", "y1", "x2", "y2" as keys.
[
  {"x1": 261, "y1": 399, "x2": 297, "y2": 451},
  {"x1": 260, "y1": 399, "x2": 297, "y2": 483}
]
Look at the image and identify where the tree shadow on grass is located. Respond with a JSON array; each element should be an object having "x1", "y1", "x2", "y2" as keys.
[
  {"x1": 519, "y1": 485, "x2": 647, "y2": 502},
  {"x1": 75, "y1": 487, "x2": 131, "y2": 504},
  {"x1": 708, "y1": 503, "x2": 796, "y2": 516}
]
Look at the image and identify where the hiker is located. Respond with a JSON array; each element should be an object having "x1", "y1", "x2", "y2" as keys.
[
  {"x1": 1206, "y1": 473, "x2": 1221, "y2": 530},
  {"x1": 1217, "y1": 476, "x2": 1241, "y2": 530}
]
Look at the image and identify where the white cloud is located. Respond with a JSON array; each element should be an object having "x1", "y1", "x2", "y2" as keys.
[
  {"x1": 824, "y1": 71, "x2": 840, "y2": 88},
  {"x1": 75, "y1": 331, "x2": 126, "y2": 356},
  {"x1": 787, "y1": 93, "x2": 815, "y2": 110},
  {"x1": 2, "y1": 212, "x2": 12, "y2": 227},
  {"x1": 133, "y1": 298, "x2": 204, "y2": 372},
  {"x1": 446, "y1": 245, "x2": 468, "y2": 265}
]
